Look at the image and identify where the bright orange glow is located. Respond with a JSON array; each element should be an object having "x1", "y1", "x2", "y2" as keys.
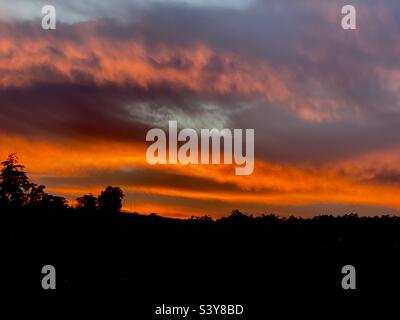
[{"x1": 3, "y1": 133, "x2": 400, "y2": 218}]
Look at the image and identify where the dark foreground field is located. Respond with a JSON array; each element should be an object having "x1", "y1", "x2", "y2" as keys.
[{"x1": 3, "y1": 208, "x2": 400, "y2": 316}]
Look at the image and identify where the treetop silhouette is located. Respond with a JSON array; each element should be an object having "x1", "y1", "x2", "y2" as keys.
[
  {"x1": 98, "y1": 186, "x2": 124, "y2": 212},
  {"x1": 0, "y1": 154, "x2": 125, "y2": 212},
  {"x1": 0, "y1": 153, "x2": 31, "y2": 209}
]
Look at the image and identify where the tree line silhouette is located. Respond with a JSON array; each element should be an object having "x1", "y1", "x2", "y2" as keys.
[
  {"x1": 0, "y1": 153, "x2": 124, "y2": 212},
  {"x1": 3, "y1": 152, "x2": 400, "y2": 224},
  {"x1": 4, "y1": 153, "x2": 400, "y2": 305}
]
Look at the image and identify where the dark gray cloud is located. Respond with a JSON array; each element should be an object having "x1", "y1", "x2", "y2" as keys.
[{"x1": 40, "y1": 167, "x2": 244, "y2": 193}]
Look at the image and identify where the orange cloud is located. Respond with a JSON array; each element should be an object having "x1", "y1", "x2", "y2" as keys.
[
  {"x1": 3, "y1": 133, "x2": 400, "y2": 217},
  {"x1": 0, "y1": 26, "x2": 288, "y2": 99},
  {"x1": 0, "y1": 21, "x2": 342, "y2": 122}
]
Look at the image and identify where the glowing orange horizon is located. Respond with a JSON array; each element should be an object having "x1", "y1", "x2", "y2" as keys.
[{"x1": 2, "y1": 133, "x2": 400, "y2": 218}]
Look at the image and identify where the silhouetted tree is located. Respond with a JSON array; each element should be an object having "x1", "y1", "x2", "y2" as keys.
[
  {"x1": 0, "y1": 153, "x2": 31, "y2": 208},
  {"x1": 98, "y1": 186, "x2": 124, "y2": 212},
  {"x1": 190, "y1": 215, "x2": 213, "y2": 222},
  {"x1": 228, "y1": 209, "x2": 252, "y2": 221},
  {"x1": 28, "y1": 184, "x2": 47, "y2": 206},
  {"x1": 77, "y1": 194, "x2": 98, "y2": 211},
  {"x1": 42, "y1": 194, "x2": 68, "y2": 210},
  {"x1": 0, "y1": 154, "x2": 69, "y2": 211}
]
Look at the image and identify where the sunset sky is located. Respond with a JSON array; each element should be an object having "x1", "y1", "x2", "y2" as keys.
[{"x1": 2, "y1": 0, "x2": 400, "y2": 217}]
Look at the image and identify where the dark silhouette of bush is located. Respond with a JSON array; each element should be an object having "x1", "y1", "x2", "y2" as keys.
[
  {"x1": 77, "y1": 194, "x2": 98, "y2": 211},
  {"x1": 41, "y1": 194, "x2": 68, "y2": 210},
  {"x1": 98, "y1": 186, "x2": 124, "y2": 212},
  {"x1": 28, "y1": 184, "x2": 47, "y2": 206}
]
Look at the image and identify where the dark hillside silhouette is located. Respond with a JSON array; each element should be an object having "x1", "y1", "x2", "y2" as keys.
[{"x1": 3, "y1": 153, "x2": 400, "y2": 314}]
